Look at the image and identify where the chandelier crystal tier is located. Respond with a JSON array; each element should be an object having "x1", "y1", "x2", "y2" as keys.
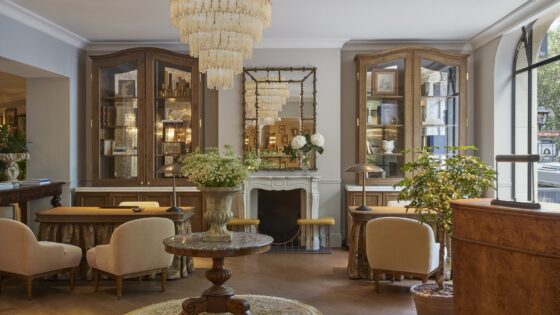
[
  {"x1": 244, "y1": 79, "x2": 290, "y2": 122},
  {"x1": 170, "y1": 0, "x2": 272, "y2": 90}
]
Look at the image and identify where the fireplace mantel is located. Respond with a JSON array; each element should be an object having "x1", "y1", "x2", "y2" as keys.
[{"x1": 241, "y1": 174, "x2": 321, "y2": 249}]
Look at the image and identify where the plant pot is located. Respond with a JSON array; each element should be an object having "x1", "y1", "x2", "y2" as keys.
[
  {"x1": 200, "y1": 187, "x2": 240, "y2": 242},
  {"x1": 0, "y1": 153, "x2": 29, "y2": 182},
  {"x1": 410, "y1": 283, "x2": 453, "y2": 315}
]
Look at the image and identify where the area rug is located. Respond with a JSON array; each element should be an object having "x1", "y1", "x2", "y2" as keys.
[{"x1": 125, "y1": 294, "x2": 322, "y2": 315}]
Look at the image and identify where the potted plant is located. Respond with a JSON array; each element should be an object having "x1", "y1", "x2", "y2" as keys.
[
  {"x1": 395, "y1": 146, "x2": 495, "y2": 315},
  {"x1": 181, "y1": 145, "x2": 258, "y2": 242},
  {"x1": 0, "y1": 125, "x2": 29, "y2": 183},
  {"x1": 284, "y1": 132, "x2": 325, "y2": 171}
]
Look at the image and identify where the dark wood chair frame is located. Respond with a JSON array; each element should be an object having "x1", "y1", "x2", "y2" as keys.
[
  {"x1": 372, "y1": 268, "x2": 438, "y2": 293},
  {"x1": 92, "y1": 267, "x2": 168, "y2": 299},
  {"x1": 0, "y1": 267, "x2": 76, "y2": 300}
]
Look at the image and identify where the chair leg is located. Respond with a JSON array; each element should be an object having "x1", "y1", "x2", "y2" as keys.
[
  {"x1": 93, "y1": 270, "x2": 99, "y2": 292},
  {"x1": 137, "y1": 276, "x2": 141, "y2": 284},
  {"x1": 26, "y1": 277, "x2": 33, "y2": 300},
  {"x1": 69, "y1": 269, "x2": 75, "y2": 291},
  {"x1": 115, "y1": 276, "x2": 122, "y2": 300},
  {"x1": 160, "y1": 268, "x2": 167, "y2": 292},
  {"x1": 374, "y1": 272, "x2": 380, "y2": 293}
]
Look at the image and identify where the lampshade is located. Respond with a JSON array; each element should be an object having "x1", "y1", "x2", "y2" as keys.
[
  {"x1": 345, "y1": 163, "x2": 384, "y2": 173},
  {"x1": 158, "y1": 163, "x2": 182, "y2": 174}
]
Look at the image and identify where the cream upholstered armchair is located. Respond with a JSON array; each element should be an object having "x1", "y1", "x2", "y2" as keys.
[
  {"x1": 86, "y1": 217, "x2": 174, "y2": 299},
  {"x1": 365, "y1": 217, "x2": 439, "y2": 293},
  {"x1": 0, "y1": 219, "x2": 82, "y2": 299}
]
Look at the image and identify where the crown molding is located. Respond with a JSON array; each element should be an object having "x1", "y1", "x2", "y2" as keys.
[
  {"x1": 470, "y1": 0, "x2": 560, "y2": 49},
  {"x1": 0, "y1": 0, "x2": 88, "y2": 48},
  {"x1": 254, "y1": 38, "x2": 349, "y2": 49},
  {"x1": 342, "y1": 40, "x2": 473, "y2": 53}
]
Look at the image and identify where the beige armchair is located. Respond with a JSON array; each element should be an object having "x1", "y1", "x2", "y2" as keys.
[
  {"x1": 365, "y1": 217, "x2": 439, "y2": 293},
  {"x1": 0, "y1": 219, "x2": 82, "y2": 299},
  {"x1": 86, "y1": 217, "x2": 174, "y2": 299}
]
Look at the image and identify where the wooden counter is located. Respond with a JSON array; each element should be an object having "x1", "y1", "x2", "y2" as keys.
[
  {"x1": 0, "y1": 182, "x2": 64, "y2": 225},
  {"x1": 451, "y1": 198, "x2": 560, "y2": 315}
]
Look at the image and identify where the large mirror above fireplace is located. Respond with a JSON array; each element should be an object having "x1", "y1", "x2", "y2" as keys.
[{"x1": 243, "y1": 67, "x2": 317, "y2": 170}]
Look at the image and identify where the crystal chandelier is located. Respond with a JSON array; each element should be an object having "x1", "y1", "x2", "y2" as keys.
[{"x1": 170, "y1": 0, "x2": 272, "y2": 90}]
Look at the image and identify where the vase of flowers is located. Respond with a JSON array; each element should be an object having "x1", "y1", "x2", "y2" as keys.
[
  {"x1": 285, "y1": 133, "x2": 325, "y2": 171},
  {"x1": 181, "y1": 146, "x2": 257, "y2": 242}
]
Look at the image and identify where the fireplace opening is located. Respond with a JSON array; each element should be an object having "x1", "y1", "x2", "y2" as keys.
[{"x1": 257, "y1": 189, "x2": 301, "y2": 244}]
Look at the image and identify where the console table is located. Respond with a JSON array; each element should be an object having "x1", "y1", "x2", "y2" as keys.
[
  {"x1": 36, "y1": 206, "x2": 194, "y2": 280},
  {"x1": 164, "y1": 232, "x2": 273, "y2": 315},
  {"x1": 451, "y1": 198, "x2": 560, "y2": 315},
  {"x1": 0, "y1": 182, "x2": 64, "y2": 225}
]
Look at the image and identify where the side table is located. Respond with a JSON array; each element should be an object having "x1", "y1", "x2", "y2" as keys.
[{"x1": 164, "y1": 232, "x2": 273, "y2": 315}]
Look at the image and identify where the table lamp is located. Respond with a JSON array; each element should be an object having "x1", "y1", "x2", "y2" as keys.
[
  {"x1": 158, "y1": 163, "x2": 183, "y2": 213},
  {"x1": 345, "y1": 163, "x2": 384, "y2": 211}
]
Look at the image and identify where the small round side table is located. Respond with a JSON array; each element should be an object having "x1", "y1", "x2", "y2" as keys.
[{"x1": 164, "y1": 232, "x2": 273, "y2": 315}]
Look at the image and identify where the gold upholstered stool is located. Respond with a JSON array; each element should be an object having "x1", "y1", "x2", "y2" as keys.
[
  {"x1": 228, "y1": 217, "x2": 260, "y2": 233},
  {"x1": 297, "y1": 216, "x2": 336, "y2": 252}
]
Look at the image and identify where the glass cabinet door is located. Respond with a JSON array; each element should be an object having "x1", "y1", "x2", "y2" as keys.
[
  {"x1": 93, "y1": 56, "x2": 145, "y2": 184},
  {"x1": 147, "y1": 53, "x2": 198, "y2": 184},
  {"x1": 415, "y1": 52, "x2": 467, "y2": 157},
  {"x1": 358, "y1": 51, "x2": 412, "y2": 184}
]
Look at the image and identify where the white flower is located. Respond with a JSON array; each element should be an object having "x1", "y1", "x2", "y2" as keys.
[
  {"x1": 291, "y1": 135, "x2": 307, "y2": 150},
  {"x1": 310, "y1": 133, "x2": 325, "y2": 147}
]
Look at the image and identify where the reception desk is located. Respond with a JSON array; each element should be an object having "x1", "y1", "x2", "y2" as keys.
[{"x1": 451, "y1": 198, "x2": 560, "y2": 315}]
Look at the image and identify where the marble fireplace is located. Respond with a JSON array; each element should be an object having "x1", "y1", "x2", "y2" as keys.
[{"x1": 241, "y1": 175, "x2": 320, "y2": 250}]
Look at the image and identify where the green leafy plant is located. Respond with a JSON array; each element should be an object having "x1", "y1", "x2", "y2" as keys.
[
  {"x1": 395, "y1": 146, "x2": 496, "y2": 291},
  {"x1": 180, "y1": 145, "x2": 259, "y2": 188}
]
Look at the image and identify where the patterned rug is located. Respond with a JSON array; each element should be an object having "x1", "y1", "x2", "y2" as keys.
[{"x1": 125, "y1": 294, "x2": 322, "y2": 315}]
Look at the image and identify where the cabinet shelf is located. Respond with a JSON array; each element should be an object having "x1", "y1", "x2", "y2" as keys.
[
  {"x1": 420, "y1": 94, "x2": 459, "y2": 100},
  {"x1": 367, "y1": 95, "x2": 404, "y2": 100},
  {"x1": 155, "y1": 97, "x2": 192, "y2": 102},
  {"x1": 367, "y1": 153, "x2": 404, "y2": 157},
  {"x1": 101, "y1": 97, "x2": 138, "y2": 101},
  {"x1": 367, "y1": 124, "x2": 404, "y2": 128}
]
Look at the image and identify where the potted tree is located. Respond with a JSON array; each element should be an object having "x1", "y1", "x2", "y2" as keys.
[
  {"x1": 181, "y1": 146, "x2": 258, "y2": 242},
  {"x1": 395, "y1": 146, "x2": 495, "y2": 315}
]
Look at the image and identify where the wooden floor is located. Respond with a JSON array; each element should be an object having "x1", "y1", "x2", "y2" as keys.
[{"x1": 0, "y1": 249, "x2": 418, "y2": 315}]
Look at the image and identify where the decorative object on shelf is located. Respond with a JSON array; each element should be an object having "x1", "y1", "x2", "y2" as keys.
[
  {"x1": 491, "y1": 154, "x2": 541, "y2": 209},
  {"x1": 381, "y1": 140, "x2": 395, "y2": 154},
  {"x1": 379, "y1": 102, "x2": 399, "y2": 125},
  {"x1": 0, "y1": 125, "x2": 28, "y2": 182},
  {"x1": 158, "y1": 163, "x2": 183, "y2": 213},
  {"x1": 180, "y1": 146, "x2": 259, "y2": 241},
  {"x1": 345, "y1": 163, "x2": 384, "y2": 211},
  {"x1": 118, "y1": 80, "x2": 136, "y2": 97},
  {"x1": 285, "y1": 133, "x2": 325, "y2": 171},
  {"x1": 373, "y1": 69, "x2": 398, "y2": 95},
  {"x1": 395, "y1": 146, "x2": 495, "y2": 315},
  {"x1": 170, "y1": 0, "x2": 272, "y2": 90}
]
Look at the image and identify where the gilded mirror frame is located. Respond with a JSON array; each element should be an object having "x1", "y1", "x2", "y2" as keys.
[{"x1": 242, "y1": 67, "x2": 317, "y2": 171}]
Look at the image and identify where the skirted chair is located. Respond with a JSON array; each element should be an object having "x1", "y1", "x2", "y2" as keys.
[
  {"x1": 0, "y1": 219, "x2": 82, "y2": 299},
  {"x1": 86, "y1": 217, "x2": 174, "y2": 299},
  {"x1": 365, "y1": 217, "x2": 439, "y2": 293}
]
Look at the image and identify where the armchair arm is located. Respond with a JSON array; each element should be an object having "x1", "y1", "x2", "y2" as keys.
[{"x1": 25, "y1": 241, "x2": 65, "y2": 275}]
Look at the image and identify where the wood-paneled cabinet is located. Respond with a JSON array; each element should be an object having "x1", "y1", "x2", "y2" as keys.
[
  {"x1": 74, "y1": 190, "x2": 204, "y2": 232},
  {"x1": 355, "y1": 47, "x2": 468, "y2": 185},
  {"x1": 91, "y1": 48, "x2": 201, "y2": 186}
]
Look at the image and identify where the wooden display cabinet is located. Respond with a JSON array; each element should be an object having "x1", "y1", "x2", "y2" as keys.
[
  {"x1": 91, "y1": 48, "x2": 201, "y2": 186},
  {"x1": 355, "y1": 47, "x2": 468, "y2": 185}
]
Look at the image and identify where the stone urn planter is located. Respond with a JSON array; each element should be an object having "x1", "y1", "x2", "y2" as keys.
[
  {"x1": 410, "y1": 283, "x2": 453, "y2": 315},
  {"x1": 200, "y1": 187, "x2": 240, "y2": 242},
  {"x1": 0, "y1": 153, "x2": 30, "y2": 182}
]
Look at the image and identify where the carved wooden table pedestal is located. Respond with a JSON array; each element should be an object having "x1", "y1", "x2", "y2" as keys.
[{"x1": 164, "y1": 232, "x2": 273, "y2": 315}]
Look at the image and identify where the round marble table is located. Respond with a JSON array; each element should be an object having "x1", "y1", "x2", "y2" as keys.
[{"x1": 164, "y1": 232, "x2": 273, "y2": 315}]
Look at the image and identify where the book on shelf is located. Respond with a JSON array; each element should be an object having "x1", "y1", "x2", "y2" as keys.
[
  {"x1": 0, "y1": 182, "x2": 15, "y2": 190},
  {"x1": 21, "y1": 178, "x2": 51, "y2": 186},
  {"x1": 380, "y1": 103, "x2": 399, "y2": 125}
]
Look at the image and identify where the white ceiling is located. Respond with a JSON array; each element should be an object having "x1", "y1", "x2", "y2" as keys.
[{"x1": 9, "y1": 0, "x2": 532, "y2": 44}]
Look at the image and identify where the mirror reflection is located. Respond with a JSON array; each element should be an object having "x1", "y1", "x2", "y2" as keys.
[{"x1": 243, "y1": 67, "x2": 317, "y2": 170}]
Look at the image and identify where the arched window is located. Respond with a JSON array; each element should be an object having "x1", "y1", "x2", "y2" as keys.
[{"x1": 513, "y1": 15, "x2": 560, "y2": 204}]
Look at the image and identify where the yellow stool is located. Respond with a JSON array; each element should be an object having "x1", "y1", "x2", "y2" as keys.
[
  {"x1": 228, "y1": 218, "x2": 260, "y2": 233},
  {"x1": 297, "y1": 216, "x2": 336, "y2": 251}
]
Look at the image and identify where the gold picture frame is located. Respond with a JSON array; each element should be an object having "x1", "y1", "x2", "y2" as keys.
[{"x1": 373, "y1": 69, "x2": 398, "y2": 96}]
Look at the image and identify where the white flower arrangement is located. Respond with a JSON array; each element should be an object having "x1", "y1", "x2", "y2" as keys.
[
  {"x1": 291, "y1": 135, "x2": 307, "y2": 150},
  {"x1": 310, "y1": 133, "x2": 325, "y2": 147},
  {"x1": 285, "y1": 132, "x2": 325, "y2": 164}
]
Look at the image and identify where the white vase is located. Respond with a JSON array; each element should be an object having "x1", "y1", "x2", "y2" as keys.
[
  {"x1": 381, "y1": 140, "x2": 395, "y2": 154},
  {"x1": 0, "y1": 153, "x2": 29, "y2": 182},
  {"x1": 200, "y1": 187, "x2": 240, "y2": 242}
]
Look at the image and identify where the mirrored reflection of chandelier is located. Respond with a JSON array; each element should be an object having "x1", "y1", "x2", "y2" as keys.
[
  {"x1": 245, "y1": 80, "x2": 290, "y2": 123},
  {"x1": 170, "y1": 0, "x2": 272, "y2": 90}
]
